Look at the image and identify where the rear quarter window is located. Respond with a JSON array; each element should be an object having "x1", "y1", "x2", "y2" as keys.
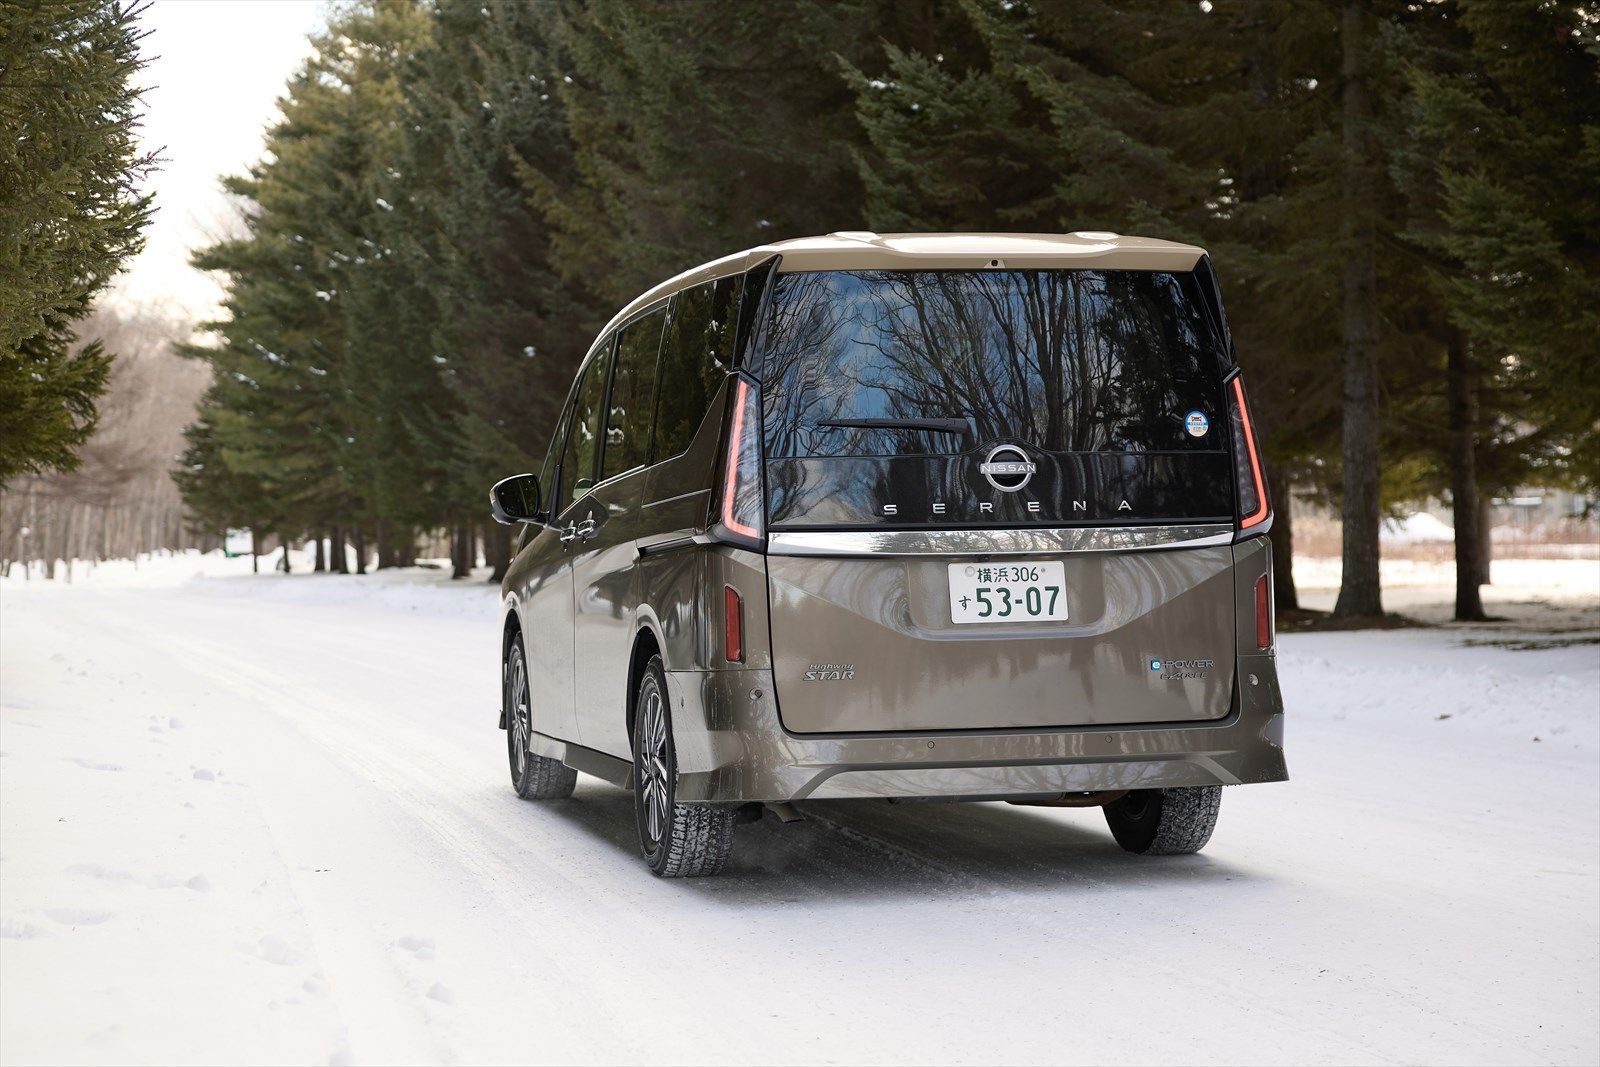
[
  {"x1": 653, "y1": 275, "x2": 743, "y2": 460},
  {"x1": 602, "y1": 308, "x2": 665, "y2": 481}
]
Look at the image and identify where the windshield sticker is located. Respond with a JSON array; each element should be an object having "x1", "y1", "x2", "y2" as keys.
[{"x1": 1185, "y1": 410, "x2": 1210, "y2": 437}]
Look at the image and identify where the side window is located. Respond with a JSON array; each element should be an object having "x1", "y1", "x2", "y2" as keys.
[
  {"x1": 538, "y1": 399, "x2": 572, "y2": 518},
  {"x1": 654, "y1": 274, "x2": 743, "y2": 459},
  {"x1": 559, "y1": 339, "x2": 614, "y2": 509},
  {"x1": 601, "y1": 307, "x2": 666, "y2": 482}
]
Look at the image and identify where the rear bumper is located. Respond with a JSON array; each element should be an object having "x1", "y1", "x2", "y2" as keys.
[{"x1": 666, "y1": 652, "x2": 1287, "y2": 803}]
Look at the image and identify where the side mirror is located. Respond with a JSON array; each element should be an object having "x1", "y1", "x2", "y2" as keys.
[{"x1": 490, "y1": 473, "x2": 542, "y2": 525}]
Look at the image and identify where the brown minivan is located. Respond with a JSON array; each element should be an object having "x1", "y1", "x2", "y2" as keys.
[{"x1": 490, "y1": 232, "x2": 1287, "y2": 877}]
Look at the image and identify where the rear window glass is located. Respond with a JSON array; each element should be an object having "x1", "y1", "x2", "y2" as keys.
[{"x1": 756, "y1": 270, "x2": 1227, "y2": 459}]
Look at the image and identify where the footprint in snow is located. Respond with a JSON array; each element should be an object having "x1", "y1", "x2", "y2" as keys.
[
  {"x1": 67, "y1": 757, "x2": 123, "y2": 772},
  {"x1": 425, "y1": 982, "x2": 455, "y2": 1005},
  {"x1": 44, "y1": 907, "x2": 115, "y2": 927},
  {"x1": 168, "y1": 716, "x2": 185, "y2": 729},
  {"x1": 192, "y1": 768, "x2": 215, "y2": 781},
  {"x1": 0, "y1": 918, "x2": 46, "y2": 940},
  {"x1": 66, "y1": 863, "x2": 137, "y2": 883},
  {"x1": 396, "y1": 935, "x2": 436, "y2": 960},
  {"x1": 250, "y1": 934, "x2": 303, "y2": 966}
]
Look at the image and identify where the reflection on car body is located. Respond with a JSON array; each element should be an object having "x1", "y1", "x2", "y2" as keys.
[{"x1": 489, "y1": 231, "x2": 1287, "y2": 877}]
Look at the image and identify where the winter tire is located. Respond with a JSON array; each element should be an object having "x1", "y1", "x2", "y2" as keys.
[
  {"x1": 505, "y1": 636, "x2": 577, "y2": 800},
  {"x1": 633, "y1": 655, "x2": 735, "y2": 877},
  {"x1": 1103, "y1": 786, "x2": 1221, "y2": 855}
]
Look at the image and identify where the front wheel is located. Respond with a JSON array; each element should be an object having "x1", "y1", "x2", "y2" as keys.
[
  {"x1": 633, "y1": 655, "x2": 735, "y2": 877},
  {"x1": 505, "y1": 636, "x2": 576, "y2": 800},
  {"x1": 1103, "y1": 786, "x2": 1221, "y2": 855}
]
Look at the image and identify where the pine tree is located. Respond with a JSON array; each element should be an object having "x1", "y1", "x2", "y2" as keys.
[
  {"x1": 1389, "y1": 0, "x2": 1600, "y2": 619},
  {"x1": 177, "y1": 2, "x2": 436, "y2": 560},
  {"x1": 0, "y1": 0, "x2": 154, "y2": 484},
  {"x1": 528, "y1": 0, "x2": 965, "y2": 309},
  {"x1": 851, "y1": 0, "x2": 1349, "y2": 610},
  {"x1": 376, "y1": 0, "x2": 599, "y2": 577}
]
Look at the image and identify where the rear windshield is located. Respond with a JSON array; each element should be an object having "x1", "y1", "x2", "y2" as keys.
[{"x1": 755, "y1": 269, "x2": 1229, "y2": 459}]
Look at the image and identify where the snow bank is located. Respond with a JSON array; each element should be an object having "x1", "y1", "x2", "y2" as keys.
[{"x1": 1380, "y1": 511, "x2": 1456, "y2": 544}]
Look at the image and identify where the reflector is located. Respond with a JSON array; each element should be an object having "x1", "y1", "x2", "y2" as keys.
[
  {"x1": 724, "y1": 585, "x2": 744, "y2": 663},
  {"x1": 1255, "y1": 573, "x2": 1272, "y2": 651}
]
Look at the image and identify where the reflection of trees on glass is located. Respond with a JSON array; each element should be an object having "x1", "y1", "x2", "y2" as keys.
[
  {"x1": 603, "y1": 308, "x2": 665, "y2": 481},
  {"x1": 561, "y1": 345, "x2": 610, "y2": 504},
  {"x1": 654, "y1": 276, "x2": 743, "y2": 461},
  {"x1": 758, "y1": 270, "x2": 1222, "y2": 459}
]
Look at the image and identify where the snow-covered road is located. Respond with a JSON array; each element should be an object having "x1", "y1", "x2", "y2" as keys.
[{"x1": 2, "y1": 555, "x2": 1597, "y2": 1066}]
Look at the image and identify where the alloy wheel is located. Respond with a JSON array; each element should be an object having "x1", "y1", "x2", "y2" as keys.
[
  {"x1": 508, "y1": 651, "x2": 530, "y2": 779},
  {"x1": 636, "y1": 680, "x2": 670, "y2": 848}
]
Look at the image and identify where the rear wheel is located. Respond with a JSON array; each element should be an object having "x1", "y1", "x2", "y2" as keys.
[
  {"x1": 1103, "y1": 786, "x2": 1221, "y2": 855},
  {"x1": 633, "y1": 655, "x2": 735, "y2": 877},
  {"x1": 505, "y1": 636, "x2": 576, "y2": 800}
]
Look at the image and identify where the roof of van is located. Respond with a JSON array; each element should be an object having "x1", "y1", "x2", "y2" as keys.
[{"x1": 594, "y1": 231, "x2": 1207, "y2": 346}]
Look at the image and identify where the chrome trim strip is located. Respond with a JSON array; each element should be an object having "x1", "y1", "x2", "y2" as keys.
[
  {"x1": 765, "y1": 524, "x2": 1235, "y2": 557},
  {"x1": 642, "y1": 487, "x2": 711, "y2": 509}
]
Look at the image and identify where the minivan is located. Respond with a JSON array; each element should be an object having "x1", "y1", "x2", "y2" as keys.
[{"x1": 490, "y1": 232, "x2": 1287, "y2": 877}]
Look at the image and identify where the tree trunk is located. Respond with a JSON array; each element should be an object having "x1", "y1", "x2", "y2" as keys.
[
  {"x1": 1265, "y1": 461, "x2": 1300, "y2": 612},
  {"x1": 330, "y1": 524, "x2": 348, "y2": 574},
  {"x1": 251, "y1": 528, "x2": 260, "y2": 574},
  {"x1": 1446, "y1": 334, "x2": 1488, "y2": 621},
  {"x1": 376, "y1": 518, "x2": 395, "y2": 569},
  {"x1": 1332, "y1": 0, "x2": 1384, "y2": 620},
  {"x1": 313, "y1": 532, "x2": 326, "y2": 573},
  {"x1": 354, "y1": 525, "x2": 368, "y2": 574},
  {"x1": 280, "y1": 541, "x2": 292, "y2": 574},
  {"x1": 451, "y1": 522, "x2": 473, "y2": 579},
  {"x1": 1476, "y1": 496, "x2": 1493, "y2": 585},
  {"x1": 392, "y1": 527, "x2": 417, "y2": 568},
  {"x1": 486, "y1": 522, "x2": 512, "y2": 583}
]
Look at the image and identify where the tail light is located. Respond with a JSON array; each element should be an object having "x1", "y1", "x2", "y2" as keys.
[
  {"x1": 1227, "y1": 374, "x2": 1271, "y2": 533},
  {"x1": 712, "y1": 376, "x2": 765, "y2": 548},
  {"x1": 1254, "y1": 573, "x2": 1273, "y2": 650},
  {"x1": 724, "y1": 585, "x2": 744, "y2": 663}
]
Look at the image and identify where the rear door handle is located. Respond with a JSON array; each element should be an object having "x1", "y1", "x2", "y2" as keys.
[
  {"x1": 576, "y1": 518, "x2": 598, "y2": 541},
  {"x1": 559, "y1": 522, "x2": 578, "y2": 544}
]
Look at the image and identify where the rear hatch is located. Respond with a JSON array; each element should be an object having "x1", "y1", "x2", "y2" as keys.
[{"x1": 752, "y1": 266, "x2": 1240, "y2": 733}]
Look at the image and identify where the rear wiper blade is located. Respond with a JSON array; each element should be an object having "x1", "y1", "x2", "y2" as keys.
[{"x1": 817, "y1": 417, "x2": 971, "y2": 435}]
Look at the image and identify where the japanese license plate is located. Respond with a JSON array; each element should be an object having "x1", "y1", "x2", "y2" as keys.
[{"x1": 947, "y1": 561, "x2": 1068, "y2": 624}]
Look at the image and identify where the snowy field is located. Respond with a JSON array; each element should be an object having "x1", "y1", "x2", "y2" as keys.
[{"x1": 2, "y1": 550, "x2": 1597, "y2": 1066}]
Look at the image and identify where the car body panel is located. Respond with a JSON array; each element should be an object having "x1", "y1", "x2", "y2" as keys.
[
  {"x1": 505, "y1": 522, "x2": 577, "y2": 740},
  {"x1": 570, "y1": 469, "x2": 649, "y2": 757},
  {"x1": 764, "y1": 542, "x2": 1235, "y2": 733}
]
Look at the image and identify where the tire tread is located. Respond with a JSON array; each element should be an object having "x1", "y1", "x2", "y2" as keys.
[
  {"x1": 517, "y1": 752, "x2": 577, "y2": 800},
  {"x1": 1144, "y1": 785, "x2": 1221, "y2": 855}
]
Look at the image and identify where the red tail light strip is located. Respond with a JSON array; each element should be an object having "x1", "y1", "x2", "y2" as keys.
[
  {"x1": 1232, "y1": 376, "x2": 1269, "y2": 529},
  {"x1": 1254, "y1": 573, "x2": 1272, "y2": 650},
  {"x1": 722, "y1": 378, "x2": 759, "y2": 539},
  {"x1": 724, "y1": 584, "x2": 744, "y2": 663}
]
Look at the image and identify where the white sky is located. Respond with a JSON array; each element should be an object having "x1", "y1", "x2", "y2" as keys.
[{"x1": 108, "y1": 0, "x2": 326, "y2": 319}]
